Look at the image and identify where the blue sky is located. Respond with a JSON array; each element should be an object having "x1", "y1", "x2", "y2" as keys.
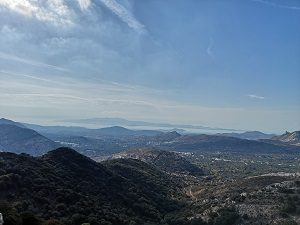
[{"x1": 0, "y1": 0, "x2": 299, "y2": 132}]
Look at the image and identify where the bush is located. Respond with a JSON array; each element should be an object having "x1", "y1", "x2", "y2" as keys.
[
  {"x1": 21, "y1": 212, "x2": 41, "y2": 225},
  {"x1": 0, "y1": 201, "x2": 22, "y2": 225},
  {"x1": 209, "y1": 208, "x2": 240, "y2": 225},
  {"x1": 43, "y1": 219, "x2": 65, "y2": 225},
  {"x1": 278, "y1": 220, "x2": 298, "y2": 225}
]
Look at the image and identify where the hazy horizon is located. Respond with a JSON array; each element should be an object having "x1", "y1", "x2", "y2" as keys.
[{"x1": 0, "y1": 116, "x2": 293, "y2": 135}]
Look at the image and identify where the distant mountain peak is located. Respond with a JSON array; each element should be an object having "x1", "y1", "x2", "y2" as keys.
[
  {"x1": 218, "y1": 130, "x2": 275, "y2": 140},
  {"x1": 156, "y1": 130, "x2": 181, "y2": 139},
  {"x1": 168, "y1": 131, "x2": 181, "y2": 136},
  {"x1": 0, "y1": 118, "x2": 26, "y2": 128},
  {"x1": 273, "y1": 131, "x2": 300, "y2": 146},
  {"x1": 0, "y1": 123, "x2": 59, "y2": 155},
  {"x1": 100, "y1": 126, "x2": 130, "y2": 131}
]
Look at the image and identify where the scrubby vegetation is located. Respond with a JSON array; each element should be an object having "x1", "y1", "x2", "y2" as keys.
[
  {"x1": 1, "y1": 148, "x2": 232, "y2": 225},
  {"x1": 1, "y1": 147, "x2": 299, "y2": 225},
  {"x1": 0, "y1": 148, "x2": 186, "y2": 225}
]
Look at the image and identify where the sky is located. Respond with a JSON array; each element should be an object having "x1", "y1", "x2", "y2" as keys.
[{"x1": 0, "y1": 0, "x2": 299, "y2": 133}]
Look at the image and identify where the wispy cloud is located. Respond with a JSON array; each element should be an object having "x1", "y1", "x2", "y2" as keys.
[
  {"x1": 0, "y1": 52, "x2": 68, "y2": 72},
  {"x1": 99, "y1": 0, "x2": 146, "y2": 34},
  {"x1": 248, "y1": 94, "x2": 265, "y2": 100},
  {"x1": 0, "y1": 93, "x2": 91, "y2": 102},
  {"x1": 78, "y1": 0, "x2": 91, "y2": 11},
  {"x1": 0, "y1": 70, "x2": 59, "y2": 84},
  {"x1": 251, "y1": 0, "x2": 300, "y2": 10},
  {"x1": 0, "y1": 70, "x2": 164, "y2": 109},
  {"x1": 206, "y1": 37, "x2": 215, "y2": 59}
]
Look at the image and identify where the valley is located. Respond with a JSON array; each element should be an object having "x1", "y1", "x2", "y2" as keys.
[
  {"x1": 1, "y1": 1, "x2": 299, "y2": 224},
  {"x1": 0, "y1": 119, "x2": 299, "y2": 225}
]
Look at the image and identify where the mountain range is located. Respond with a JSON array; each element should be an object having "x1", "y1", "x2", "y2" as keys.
[
  {"x1": 24, "y1": 123, "x2": 163, "y2": 138},
  {"x1": 59, "y1": 117, "x2": 241, "y2": 132},
  {"x1": 0, "y1": 118, "x2": 299, "y2": 156},
  {"x1": 161, "y1": 134, "x2": 300, "y2": 154},
  {"x1": 218, "y1": 131, "x2": 275, "y2": 140}
]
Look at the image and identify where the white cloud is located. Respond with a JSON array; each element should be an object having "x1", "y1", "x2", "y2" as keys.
[
  {"x1": 251, "y1": 0, "x2": 300, "y2": 10},
  {"x1": 247, "y1": 94, "x2": 265, "y2": 100},
  {"x1": 78, "y1": 0, "x2": 91, "y2": 11},
  {"x1": 0, "y1": 0, "x2": 164, "y2": 87},
  {"x1": 0, "y1": 0, "x2": 74, "y2": 26}
]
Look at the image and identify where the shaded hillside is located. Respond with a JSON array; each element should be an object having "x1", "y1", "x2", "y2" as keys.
[
  {"x1": 162, "y1": 134, "x2": 300, "y2": 154},
  {"x1": 272, "y1": 131, "x2": 300, "y2": 146},
  {"x1": 151, "y1": 131, "x2": 181, "y2": 142},
  {"x1": 0, "y1": 124, "x2": 59, "y2": 155},
  {"x1": 111, "y1": 148, "x2": 204, "y2": 176},
  {"x1": 0, "y1": 148, "x2": 184, "y2": 225}
]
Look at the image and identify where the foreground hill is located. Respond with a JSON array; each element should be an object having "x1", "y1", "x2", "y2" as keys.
[
  {"x1": 0, "y1": 148, "x2": 185, "y2": 225},
  {"x1": 272, "y1": 131, "x2": 300, "y2": 146},
  {"x1": 0, "y1": 124, "x2": 60, "y2": 155},
  {"x1": 111, "y1": 148, "x2": 204, "y2": 177}
]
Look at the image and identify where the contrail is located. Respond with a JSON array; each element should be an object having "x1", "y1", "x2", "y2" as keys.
[
  {"x1": 0, "y1": 52, "x2": 69, "y2": 72},
  {"x1": 251, "y1": 0, "x2": 300, "y2": 10}
]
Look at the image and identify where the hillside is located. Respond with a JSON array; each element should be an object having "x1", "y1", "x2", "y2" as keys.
[
  {"x1": 0, "y1": 124, "x2": 60, "y2": 155},
  {"x1": 0, "y1": 148, "x2": 299, "y2": 225},
  {"x1": 151, "y1": 131, "x2": 181, "y2": 142},
  {"x1": 111, "y1": 148, "x2": 204, "y2": 176},
  {"x1": 51, "y1": 131, "x2": 300, "y2": 157},
  {"x1": 218, "y1": 131, "x2": 275, "y2": 140},
  {"x1": 0, "y1": 148, "x2": 184, "y2": 225},
  {"x1": 0, "y1": 118, "x2": 26, "y2": 128},
  {"x1": 272, "y1": 131, "x2": 300, "y2": 146},
  {"x1": 161, "y1": 134, "x2": 300, "y2": 154}
]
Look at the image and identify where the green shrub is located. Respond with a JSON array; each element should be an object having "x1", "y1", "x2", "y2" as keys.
[{"x1": 43, "y1": 219, "x2": 65, "y2": 225}]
